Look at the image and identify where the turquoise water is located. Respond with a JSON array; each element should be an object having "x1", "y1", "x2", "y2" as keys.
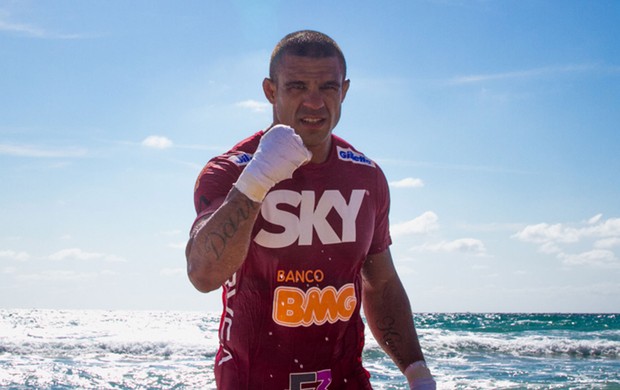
[
  {"x1": 0, "y1": 310, "x2": 618, "y2": 389},
  {"x1": 414, "y1": 313, "x2": 620, "y2": 389}
]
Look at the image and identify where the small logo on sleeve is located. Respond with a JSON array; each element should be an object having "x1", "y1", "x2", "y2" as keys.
[
  {"x1": 336, "y1": 146, "x2": 375, "y2": 167},
  {"x1": 228, "y1": 152, "x2": 252, "y2": 166}
]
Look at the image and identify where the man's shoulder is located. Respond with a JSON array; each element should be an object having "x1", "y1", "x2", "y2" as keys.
[
  {"x1": 204, "y1": 130, "x2": 263, "y2": 168},
  {"x1": 192, "y1": 131, "x2": 264, "y2": 212},
  {"x1": 228, "y1": 130, "x2": 263, "y2": 154},
  {"x1": 194, "y1": 130, "x2": 263, "y2": 185}
]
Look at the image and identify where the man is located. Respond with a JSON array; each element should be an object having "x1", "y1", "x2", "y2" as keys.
[{"x1": 186, "y1": 30, "x2": 435, "y2": 389}]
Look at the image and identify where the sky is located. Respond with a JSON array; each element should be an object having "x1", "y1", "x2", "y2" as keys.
[{"x1": 1, "y1": 0, "x2": 619, "y2": 313}]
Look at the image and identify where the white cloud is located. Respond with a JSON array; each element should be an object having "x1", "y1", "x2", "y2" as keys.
[
  {"x1": 391, "y1": 211, "x2": 439, "y2": 237},
  {"x1": 0, "y1": 143, "x2": 87, "y2": 158},
  {"x1": 514, "y1": 215, "x2": 620, "y2": 244},
  {"x1": 0, "y1": 250, "x2": 30, "y2": 261},
  {"x1": 514, "y1": 214, "x2": 620, "y2": 268},
  {"x1": 594, "y1": 217, "x2": 620, "y2": 237},
  {"x1": 559, "y1": 249, "x2": 618, "y2": 268},
  {"x1": 448, "y1": 64, "x2": 599, "y2": 85},
  {"x1": 389, "y1": 177, "x2": 424, "y2": 188},
  {"x1": 142, "y1": 135, "x2": 173, "y2": 149},
  {"x1": 0, "y1": 13, "x2": 86, "y2": 39},
  {"x1": 48, "y1": 248, "x2": 126, "y2": 262},
  {"x1": 2, "y1": 266, "x2": 17, "y2": 274},
  {"x1": 588, "y1": 214, "x2": 603, "y2": 224},
  {"x1": 513, "y1": 222, "x2": 581, "y2": 244},
  {"x1": 416, "y1": 238, "x2": 487, "y2": 256},
  {"x1": 0, "y1": 17, "x2": 50, "y2": 38},
  {"x1": 236, "y1": 99, "x2": 270, "y2": 113},
  {"x1": 538, "y1": 242, "x2": 562, "y2": 254},
  {"x1": 595, "y1": 237, "x2": 620, "y2": 249}
]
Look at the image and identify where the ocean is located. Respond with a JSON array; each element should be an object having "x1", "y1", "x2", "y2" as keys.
[{"x1": 0, "y1": 309, "x2": 618, "y2": 389}]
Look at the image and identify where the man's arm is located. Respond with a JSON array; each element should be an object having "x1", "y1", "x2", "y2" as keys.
[
  {"x1": 362, "y1": 248, "x2": 425, "y2": 368},
  {"x1": 185, "y1": 125, "x2": 311, "y2": 293},
  {"x1": 186, "y1": 188, "x2": 261, "y2": 292},
  {"x1": 362, "y1": 248, "x2": 435, "y2": 388}
]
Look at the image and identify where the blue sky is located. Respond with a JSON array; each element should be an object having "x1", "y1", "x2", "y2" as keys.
[{"x1": 1, "y1": 0, "x2": 619, "y2": 313}]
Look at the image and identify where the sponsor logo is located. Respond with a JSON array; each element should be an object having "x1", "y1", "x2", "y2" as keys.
[
  {"x1": 254, "y1": 189, "x2": 365, "y2": 248},
  {"x1": 273, "y1": 284, "x2": 357, "y2": 327},
  {"x1": 277, "y1": 269, "x2": 325, "y2": 284},
  {"x1": 336, "y1": 146, "x2": 375, "y2": 167},
  {"x1": 228, "y1": 152, "x2": 252, "y2": 166},
  {"x1": 218, "y1": 273, "x2": 237, "y2": 366},
  {"x1": 288, "y1": 370, "x2": 332, "y2": 390}
]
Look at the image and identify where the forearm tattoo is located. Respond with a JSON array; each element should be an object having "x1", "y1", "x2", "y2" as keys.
[
  {"x1": 376, "y1": 315, "x2": 406, "y2": 367},
  {"x1": 375, "y1": 283, "x2": 407, "y2": 366},
  {"x1": 200, "y1": 197, "x2": 257, "y2": 261}
]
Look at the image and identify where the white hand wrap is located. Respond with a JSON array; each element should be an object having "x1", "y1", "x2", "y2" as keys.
[
  {"x1": 405, "y1": 361, "x2": 436, "y2": 390},
  {"x1": 234, "y1": 125, "x2": 312, "y2": 202}
]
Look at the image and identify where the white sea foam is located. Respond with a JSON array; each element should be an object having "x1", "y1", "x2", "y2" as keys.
[
  {"x1": 423, "y1": 330, "x2": 620, "y2": 358},
  {"x1": 1, "y1": 310, "x2": 619, "y2": 389},
  {"x1": 1, "y1": 310, "x2": 219, "y2": 351},
  {"x1": 1, "y1": 309, "x2": 220, "y2": 389}
]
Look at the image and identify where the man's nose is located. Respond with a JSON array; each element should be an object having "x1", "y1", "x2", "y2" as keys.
[{"x1": 302, "y1": 89, "x2": 325, "y2": 110}]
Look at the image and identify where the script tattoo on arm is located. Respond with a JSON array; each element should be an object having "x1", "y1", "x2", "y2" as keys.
[
  {"x1": 362, "y1": 250, "x2": 425, "y2": 371},
  {"x1": 376, "y1": 315, "x2": 406, "y2": 367},
  {"x1": 199, "y1": 196, "x2": 258, "y2": 261}
]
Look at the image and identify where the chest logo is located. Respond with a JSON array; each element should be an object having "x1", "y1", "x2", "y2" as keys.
[
  {"x1": 273, "y1": 284, "x2": 357, "y2": 327},
  {"x1": 255, "y1": 189, "x2": 365, "y2": 248}
]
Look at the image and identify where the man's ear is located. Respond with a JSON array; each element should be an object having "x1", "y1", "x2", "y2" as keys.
[
  {"x1": 341, "y1": 79, "x2": 351, "y2": 103},
  {"x1": 262, "y1": 78, "x2": 276, "y2": 104}
]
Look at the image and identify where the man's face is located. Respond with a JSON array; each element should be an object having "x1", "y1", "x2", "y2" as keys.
[{"x1": 263, "y1": 54, "x2": 350, "y2": 162}]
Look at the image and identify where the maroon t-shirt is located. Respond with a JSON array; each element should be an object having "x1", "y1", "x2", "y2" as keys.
[{"x1": 193, "y1": 131, "x2": 392, "y2": 389}]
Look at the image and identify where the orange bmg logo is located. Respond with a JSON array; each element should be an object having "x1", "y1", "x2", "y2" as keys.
[{"x1": 272, "y1": 284, "x2": 357, "y2": 327}]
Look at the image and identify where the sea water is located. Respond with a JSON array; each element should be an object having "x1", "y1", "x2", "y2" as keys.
[{"x1": 0, "y1": 310, "x2": 618, "y2": 389}]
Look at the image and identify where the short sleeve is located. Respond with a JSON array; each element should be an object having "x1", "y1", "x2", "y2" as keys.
[
  {"x1": 367, "y1": 165, "x2": 392, "y2": 255},
  {"x1": 192, "y1": 156, "x2": 242, "y2": 222}
]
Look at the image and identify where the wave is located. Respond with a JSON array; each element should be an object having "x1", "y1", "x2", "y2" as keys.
[
  {"x1": 0, "y1": 339, "x2": 218, "y2": 360},
  {"x1": 0, "y1": 309, "x2": 221, "y2": 360},
  {"x1": 3, "y1": 310, "x2": 619, "y2": 361},
  {"x1": 1, "y1": 310, "x2": 619, "y2": 390},
  {"x1": 415, "y1": 313, "x2": 620, "y2": 333},
  {"x1": 418, "y1": 329, "x2": 620, "y2": 358}
]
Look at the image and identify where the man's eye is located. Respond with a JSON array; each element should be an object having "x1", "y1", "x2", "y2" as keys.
[
  {"x1": 321, "y1": 84, "x2": 340, "y2": 91},
  {"x1": 288, "y1": 84, "x2": 306, "y2": 90}
]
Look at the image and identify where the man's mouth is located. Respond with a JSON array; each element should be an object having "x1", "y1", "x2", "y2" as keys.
[{"x1": 300, "y1": 117, "x2": 325, "y2": 125}]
